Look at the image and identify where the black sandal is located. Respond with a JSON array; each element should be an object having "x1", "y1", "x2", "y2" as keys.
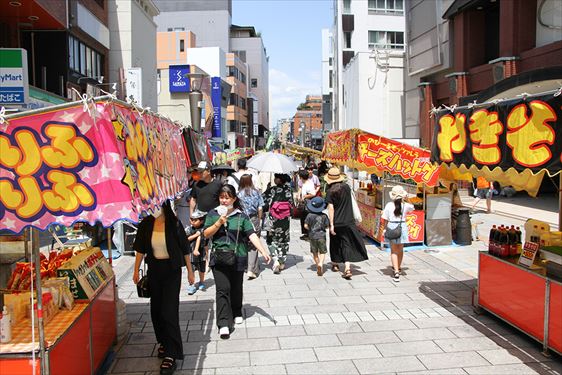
[
  {"x1": 157, "y1": 345, "x2": 165, "y2": 358},
  {"x1": 160, "y1": 357, "x2": 177, "y2": 375},
  {"x1": 342, "y1": 269, "x2": 352, "y2": 280}
]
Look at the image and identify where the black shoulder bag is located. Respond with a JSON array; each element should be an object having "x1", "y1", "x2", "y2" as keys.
[
  {"x1": 213, "y1": 217, "x2": 240, "y2": 266},
  {"x1": 385, "y1": 209, "x2": 404, "y2": 240}
]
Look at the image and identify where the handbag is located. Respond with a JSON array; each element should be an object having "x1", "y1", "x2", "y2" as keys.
[
  {"x1": 212, "y1": 216, "x2": 240, "y2": 267},
  {"x1": 263, "y1": 215, "x2": 273, "y2": 232},
  {"x1": 350, "y1": 189, "x2": 362, "y2": 223},
  {"x1": 385, "y1": 209, "x2": 404, "y2": 240},
  {"x1": 136, "y1": 260, "x2": 150, "y2": 298}
]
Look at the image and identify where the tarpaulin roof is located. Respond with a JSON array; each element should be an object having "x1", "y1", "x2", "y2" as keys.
[
  {"x1": 430, "y1": 90, "x2": 561, "y2": 196},
  {"x1": 322, "y1": 129, "x2": 440, "y2": 186},
  {"x1": 0, "y1": 98, "x2": 192, "y2": 233}
]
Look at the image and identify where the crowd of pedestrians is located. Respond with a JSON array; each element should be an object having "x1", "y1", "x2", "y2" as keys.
[{"x1": 132, "y1": 155, "x2": 407, "y2": 374}]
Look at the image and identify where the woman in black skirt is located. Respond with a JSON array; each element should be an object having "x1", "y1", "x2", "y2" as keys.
[{"x1": 324, "y1": 167, "x2": 368, "y2": 279}]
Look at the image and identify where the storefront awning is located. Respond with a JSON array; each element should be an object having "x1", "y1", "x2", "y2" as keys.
[
  {"x1": 1, "y1": 97, "x2": 192, "y2": 233},
  {"x1": 430, "y1": 90, "x2": 562, "y2": 196},
  {"x1": 322, "y1": 129, "x2": 440, "y2": 186}
]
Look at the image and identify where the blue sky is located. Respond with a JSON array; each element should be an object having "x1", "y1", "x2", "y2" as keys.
[{"x1": 232, "y1": 0, "x2": 333, "y2": 128}]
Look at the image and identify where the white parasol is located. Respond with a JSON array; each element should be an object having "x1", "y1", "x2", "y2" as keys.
[{"x1": 247, "y1": 152, "x2": 299, "y2": 174}]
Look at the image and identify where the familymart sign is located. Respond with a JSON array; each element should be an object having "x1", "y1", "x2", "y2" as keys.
[{"x1": 0, "y1": 49, "x2": 29, "y2": 105}]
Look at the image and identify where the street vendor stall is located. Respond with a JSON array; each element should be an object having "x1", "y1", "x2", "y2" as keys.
[
  {"x1": 0, "y1": 95, "x2": 193, "y2": 373},
  {"x1": 322, "y1": 129, "x2": 442, "y2": 245},
  {"x1": 431, "y1": 89, "x2": 562, "y2": 355},
  {"x1": 283, "y1": 143, "x2": 322, "y2": 159}
]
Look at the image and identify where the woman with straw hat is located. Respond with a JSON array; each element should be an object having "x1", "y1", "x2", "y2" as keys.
[
  {"x1": 381, "y1": 185, "x2": 415, "y2": 283},
  {"x1": 324, "y1": 167, "x2": 368, "y2": 279}
]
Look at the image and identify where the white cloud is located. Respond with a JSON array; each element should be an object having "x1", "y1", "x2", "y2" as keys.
[{"x1": 268, "y1": 68, "x2": 321, "y2": 128}]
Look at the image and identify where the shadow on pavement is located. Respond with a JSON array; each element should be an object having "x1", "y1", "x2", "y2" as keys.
[
  {"x1": 109, "y1": 300, "x2": 214, "y2": 374},
  {"x1": 243, "y1": 304, "x2": 276, "y2": 323},
  {"x1": 417, "y1": 280, "x2": 562, "y2": 375}
]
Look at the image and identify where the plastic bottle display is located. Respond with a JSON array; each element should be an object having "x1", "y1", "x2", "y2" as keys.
[
  {"x1": 488, "y1": 225, "x2": 497, "y2": 255},
  {"x1": 508, "y1": 226, "x2": 518, "y2": 256},
  {"x1": 0, "y1": 306, "x2": 12, "y2": 343}
]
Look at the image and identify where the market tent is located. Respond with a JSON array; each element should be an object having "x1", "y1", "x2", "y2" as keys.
[
  {"x1": 430, "y1": 90, "x2": 561, "y2": 228},
  {"x1": 0, "y1": 97, "x2": 192, "y2": 234},
  {"x1": 321, "y1": 128, "x2": 441, "y2": 186},
  {"x1": 283, "y1": 143, "x2": 322, "y2": 159}
]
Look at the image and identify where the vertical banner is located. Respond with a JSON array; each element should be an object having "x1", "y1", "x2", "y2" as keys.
[
  {"x1": 211, "y1": 77, "x2": 222, "y2": 138},
  {"x1": 126, "y1": 67, "x2": 143, "y2": 106}
]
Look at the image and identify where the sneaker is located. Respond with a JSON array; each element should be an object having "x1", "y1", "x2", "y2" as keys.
[
  {"x1": 273, "y1": 261, "x2": 280, "y2": 274},
  {"x1": 247, "y1": 271, "x2": 257, "y2": 280},
  {"x1": 219, "y1": 326, "x2": 230, "y2": 339},
  {"x1": 393, "y1": 272, "x2": 400, "y2": 283},
  {"x1": 234, "y1": 316, "x2": 244, "y2": 325},
  {"x1": 279, "y1": 263, "x2": 285, "y2": 270},
  {"x1": 187, "y1": 284, "x2": 197, "y2": 295},
  {"x1": 198, "y1": 282, "x2": 205, "y2": 291}
]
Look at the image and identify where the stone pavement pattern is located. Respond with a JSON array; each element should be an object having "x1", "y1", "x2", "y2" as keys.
[{"x1": 107, "y1": 217, "x2": 561, "y2": 375}]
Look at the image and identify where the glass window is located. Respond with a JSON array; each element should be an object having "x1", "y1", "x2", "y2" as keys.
[
  {"x1": 80, "y1": 43, "x2": 86, "y2": 75},
  {"x1": 180, "y1": 39, "x2": 185, "y2": 52},
  {"x1": 69, "y1": 37, "x2": 74, "y2": 70},
  {"x1": 369, "y1": 0, "x2": 404, "y2": 13},
  {"x1": 240, "y1": 72, "x2": 246, "y2": 84},
  {"x1": 368, "y1": 30, "x2": 404, "y2": 49},
  {"x1": 96, "y1": 54, "x2": 101, "y2": 78},
  {"x1": 251, "y1": 78, "x2": 257, "y2": 88},
  {"x1": 74, "y1": 38, "x2": 79, "y2": 71},
  {"x1": 343, "y1": 0, "x2": 351, "y2": 13},
  {"x1": 167, "y1": 28, "x2": 173, "y2": 31},
  {"x1": 86, "y1": 47, "x2": 92, "y2": 76}
]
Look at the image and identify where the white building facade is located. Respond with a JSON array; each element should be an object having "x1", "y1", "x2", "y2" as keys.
[
  {"x1": 333, "y1": 0, "x2": 405, "y2": 135},
  {"x1": 108, "y1": 0, "x2": 159, "y2": 109},
  {"x1": 321, "y1": 28, "x2": 334, "y2": 132}
]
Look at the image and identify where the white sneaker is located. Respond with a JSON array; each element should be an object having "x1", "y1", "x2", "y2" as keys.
[
  {"x1": 247, "y1": 271, "x2": 257, "y2": 280},
  {"x1": 234, "y1": 316, "x2": 244, "y2": 325},
  {"x1": 272, "y1": 260, "x2": 280, "y2": 274},
  {"x1": 219, "y1": 326, "x2": 230, "y2": 339}
]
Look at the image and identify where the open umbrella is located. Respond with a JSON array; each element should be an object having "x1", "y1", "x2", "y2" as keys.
[{"x1": 247, "y1": 152, "x2": 299, "y2": 174}]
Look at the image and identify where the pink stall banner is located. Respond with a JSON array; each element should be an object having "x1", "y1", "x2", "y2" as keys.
[{"x1": 0, "y1": 101, "x2": 190, "y2": 233}]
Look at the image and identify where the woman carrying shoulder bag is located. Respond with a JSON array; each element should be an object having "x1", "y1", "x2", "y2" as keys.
[
  {"x1": 381, "y1": 185, "x2": 414, "y2": 283},
  {"x1": 132, "y1": 201, "x2": 195, "y2": 375},
  {"x1": 204, "y1": 184, "x2": 271, "y2": 339}
]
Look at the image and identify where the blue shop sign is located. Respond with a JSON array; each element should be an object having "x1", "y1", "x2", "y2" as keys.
[
  {"x1": 169, "y1": 65, "x2": 190, "y2": 93},
  {"x1": 211, "y1": 77, "x2": 221, "y2": 138}
]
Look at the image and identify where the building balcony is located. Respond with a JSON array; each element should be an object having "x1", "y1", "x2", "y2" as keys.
[{"x1": 342, "y1": 14, "x2": 354, "y2": 32}]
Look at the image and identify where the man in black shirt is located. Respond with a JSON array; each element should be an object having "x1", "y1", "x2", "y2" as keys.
[{"x1": 190, "y1": 161, "x2": 222, "y2": 214}]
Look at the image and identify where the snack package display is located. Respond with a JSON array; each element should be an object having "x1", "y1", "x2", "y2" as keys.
[
  {"x1": 26, "y1": 292, "x2": 58, "y2": 326},
  {"x1": 43, "y1": 277, "x2": 74, "y2": 310},
  {"x1": 3, "y1": 292, "x2": 31, "y2": 325}
]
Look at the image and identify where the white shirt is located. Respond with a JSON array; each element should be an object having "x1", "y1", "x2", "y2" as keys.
[
  {"x1": 301, "y1": 179, "x2": 317, "y2": 199},
  {"x1": 151, "y1": 230, "x2": 169, "y2": 259},
  {"x1": 227, "y1": 169, "x2": 259, "y2": 191},
  {"x1": 381, "y1": 201, "x2": 414, "y2": 223}
]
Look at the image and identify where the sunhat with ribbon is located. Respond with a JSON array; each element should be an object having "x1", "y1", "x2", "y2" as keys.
[
  {"x1": 324, "y1": 167, "x2": 346, "y2": 185},
  {"x1": 389, "y1": 185, "x2": 411, "y2": 201}
]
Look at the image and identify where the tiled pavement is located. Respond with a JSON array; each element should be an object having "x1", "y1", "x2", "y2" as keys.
[{"x1": 107, "y1": 218, "x2": 561, "y2": 375}]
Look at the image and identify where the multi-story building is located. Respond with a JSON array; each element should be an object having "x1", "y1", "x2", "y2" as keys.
[
  {"x1": 321, "y1": 28, "x2": 334, "y2": 132},
  {"x1": 154, "y1": 0, "x2": 231, "y2": 52},
  {"x1": 226, "y1": 52, "x2": 250, "y2": 148},
  {"x1": 108, "y1": 0, "x2": 159, "y2": 109},
  {"x1": 293, "y1": 95, "x2": 323, "y2": 149},
  {"x1": 405, "y1": 0, "x2": 562, "y2": 148},
  {"x1": 0, "y1": 0, "x2": 111, "y2": 109},
  {"x1": 154, "y1": 0, "x2": 269, "y2": 148},
  {"x1": 277, "y1": 118, "x2": 292, "y2": 144},
  {"x1": 332, "y1": 0, "x2": 405, "y2": 135},
  {"x1": 230, "y1": 25, "x2": 270, "y2": 139}
]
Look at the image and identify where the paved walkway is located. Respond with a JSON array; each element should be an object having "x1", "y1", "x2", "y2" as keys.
[{"x1": 106, "y1": 210, "x2": 561, "y2": 375}]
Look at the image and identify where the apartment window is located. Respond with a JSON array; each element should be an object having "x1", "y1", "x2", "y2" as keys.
[
  {"x1": 344, "y1": 32, "x2": 352, "y2": 49},
  {"x1": 179, "y1": 39, "x2": 185, "y2": 52},
  {"x1": 368, "y1": 30, "x2": 404, "y2": 50},
  {"x1": 251, "y1": 78, "x2": 258, "y2": 88},
  {"x1": 329, "y1": 71, "x2": 333, "y2": 88},
  {"x1": 368, "y1": 0, "x2": 403, "y2": 14},
  {"x1": 174, "y1": 27, "x2": 185, "y2": 31},
  {"x1": 329, "y1": 57, "x2": 333, "y2": 66},
  {"x1": 69, "y1": 36, "x2": 104, "y2": 79},
  {"x1": 167, "y1": 28, "x2": 173, "y2": 31},
  {"x1": 343, "y1": 0, "x2": 351, "y2": 14},
  {"x1": 240, "y1": 72, "x2": 246, "y2": 84},
  {"x1": 233, "y1": 50, "x2": 246, "y2": 62}
]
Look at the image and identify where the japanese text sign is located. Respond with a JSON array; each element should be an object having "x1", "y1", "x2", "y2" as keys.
[
  {"x1": 0, "y1": 101, "x2": 190, "y2": 233},
  {"x1": 431, "y1": 93, "x2": 562, "y2": 175},
  {"x1": 519, "y1": 242, "x2": 540, "y2": 268}
]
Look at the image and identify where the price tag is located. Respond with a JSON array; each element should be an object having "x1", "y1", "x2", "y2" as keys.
[{"x1": 519, "y1": 242, "x2": 539, "y2": 268}]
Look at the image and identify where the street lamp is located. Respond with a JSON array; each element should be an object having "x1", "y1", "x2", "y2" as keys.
[
  {"x1": 185, "y1": 72, "x2": 206, "y2": 132},
  {"x1": 299, "y1": 122, "x2": 305, "y2": 147}
]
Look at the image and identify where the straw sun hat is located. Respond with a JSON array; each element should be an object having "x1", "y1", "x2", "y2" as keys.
[
  {"x1": 389, "y1": 185, "x2": 413, "y2": 201},
  {"x1": 324, "y1": 167, "x2": 346, "y2": 184}
]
